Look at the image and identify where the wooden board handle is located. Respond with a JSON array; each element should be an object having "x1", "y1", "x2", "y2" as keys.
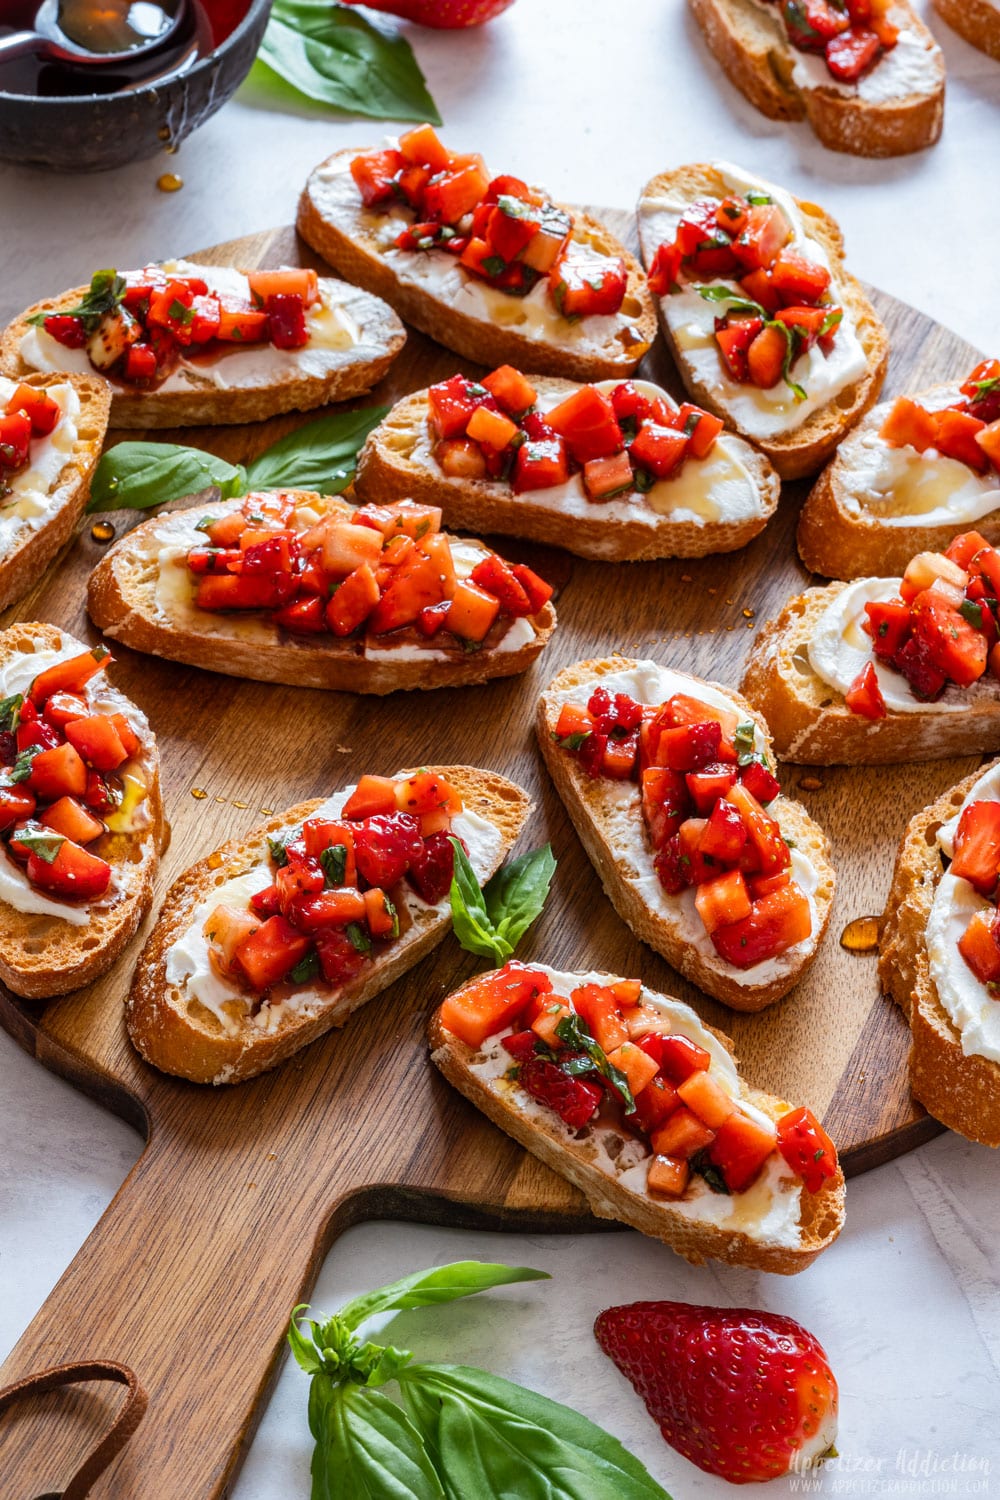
[{"x1": 0, "y1": 1113, "x2": 335, "y2": 1498}]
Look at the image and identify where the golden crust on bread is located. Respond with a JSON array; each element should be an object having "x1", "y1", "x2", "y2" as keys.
[
  {"x1": 0, "y1": 622, "x2": 163, "y2": 999},
  {"x1": 430, "y1": 974, "x2": 845, "y2": 1273},
  {"x1": 86, "y1": 490, "x2": 556, "y2": 694},
  {"x1": 297, "y1": 147, "x2": 657, "y2": 382},
  {"x1": 637, "y1": 163, "x2": 889, "y2": 481},
  {"x1": 0, "y1": 372, "x2": 110, "y2": 612},
  {"x1": 689, "y1": 0, "x2": 945, "y2": 157},
  {"x1": 797, "y1": 385, "x2": 1000, "y2": 580},
  {"x1": 536, "y1": 657, "x2": 835, "y2": 1010},
  {"x1": 880, "y1": 763, "x2": 1000, "y2": 1146},
  {"x1": 0, "y1": 275, "x2": 405, "y2": 429},
  {"x1": 741, "y1": 585, "x2": 1000, "y2": 764},
  {"x1": 128, "y1": 766, "x2": 530, "y2": 1084},
  {"x1": 355, "y1": 378, "x2": 781, "y2": 562},
  {"x1": 933, "y1": 0, "x2": 1000, "y2": 62}
]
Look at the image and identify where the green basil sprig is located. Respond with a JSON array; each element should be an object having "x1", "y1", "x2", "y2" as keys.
[
  {"x1": 253, "y1": 0, "x2": 441, "y2": 124},
  {"x1": 449, "y1": 840, "x2": 556, "y2": 965},
  {"x1": 87, "y1": 404, "x2": 388, "y2": 513},
  {"x1": 288, "y1": 1261, "x2": 668, "y2": 1500}
]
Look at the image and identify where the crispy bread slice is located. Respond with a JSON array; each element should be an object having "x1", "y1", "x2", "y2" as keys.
[
  {"x1": 689, "y1": 0, "x2": 945, "y2": 157},
  {"x1": 797, "y1": 384, "x2": 1000, "y2": 579},
  {"x1": 128, "y1": 766, "x2": 530, "y2": 1084},
  {"x1": 355, "y1": 377, "x2": 781, "y2": 562},
  {"x1": 742, "y1": 584, "x2": 1000, "y2": 763},
  {"x1": 933, "y1": 0, "x2": 1000, "y2": 62},
  {"x1": 536, "y1": 658, "x2": 835, "y2": 1010},
  {"x1": 0, "y1": 622, "x2": 163, "y2": 999},
  {"x1": 0, "y1": 372, "x2": 110, "y2": 612},
  {"x1": 297, "y1": 147, "x2": 656, "y2": 382},
  {"x1": 86, "y1": 491, "x2": 556, "y2": 695},
  {"x1": 0, "y1": 274, "x2": 405, "y2": 429},
  {"x1": 880, "y1": 764, "x2": 1000, "y2": 1146},
  {"x1": 637, "y1": 164, "x2": 889, "y2": 480},
  {"x1": 430, "y1": 969, "x2": 845, "y2": 1274}
]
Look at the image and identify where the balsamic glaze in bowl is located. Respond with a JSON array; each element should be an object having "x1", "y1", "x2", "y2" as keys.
[{"x1": 0, "y1": 0, "x2": 272, "y2": 171}]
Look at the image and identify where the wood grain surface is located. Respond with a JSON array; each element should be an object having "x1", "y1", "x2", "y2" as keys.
[{"x1": 0, "y1": 212, "x2": 980, "y2": 1497}]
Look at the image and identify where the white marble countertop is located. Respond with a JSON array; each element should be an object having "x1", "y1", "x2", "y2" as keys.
[{"x1": 1, "y1": 1, "x2": 999, "y2": 1495}]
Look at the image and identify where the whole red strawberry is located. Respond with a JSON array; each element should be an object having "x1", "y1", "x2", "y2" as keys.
[
  {"x1": 594, "y1": 1301, "x2": 838, "y2": 1484},
  {"x1": 342, "y1": 0, "x2": 516, "y2": 27}
]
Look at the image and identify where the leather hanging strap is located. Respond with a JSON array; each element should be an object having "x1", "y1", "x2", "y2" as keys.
[{"x1": 0, "y1": 1360, "x2": 147, "y2": 1499}]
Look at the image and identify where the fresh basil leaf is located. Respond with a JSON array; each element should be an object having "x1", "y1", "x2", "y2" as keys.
[
  {"x1": 311, "y1": 1384, "x2": 444, "y2": 1500},
  {"x1": 29, "y1": 269, "x2": 126, "y2": 333},
  {"x1": 398, "y1": 1364, "x2": 669, "y2": 1500},
  {"x1": 338, "y1": 1261, "x2": 548, "y2": 1334},
  {"x1": 253, "y1": 0, "x2": 441, "y2": 124},
  {"x1": 87, "y1": 442, "x2": 247, "y2": 513},
  {"x1": 0, "y1": 693, "x2": 23, "y2": 733},
  {"x1": 245, "y1": 405, "x2": 389, "y2": 495},
  {"x1": 346, "y1": 921, "x2": 371, "y2": 954},
  {"x1": 483, "y1": 844, "x2": 556, "y2": 952},
  {"x1": 288, "y1": 1304, "x2": 325, "y2": 1376},
  {"x1": 268, "y1": 831, "x2": 295, "y2": 867},
  {"x1": 778, "y1": 321, "x2": 807, "y2": 402},
  {"x1": 448, "y1": 837, "x2": 508, "y2": 963}
]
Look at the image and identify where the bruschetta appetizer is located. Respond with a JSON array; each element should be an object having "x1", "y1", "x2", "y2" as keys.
[
  {"x1": 355, "y1": 365, "x2": 781, "y2": 561},
  {"x1": 430, "y1": 960, "x2": 845, "y2": 1273},
  {"x1": 87, "y1": 489, "x2": 556, "y2": 694},
  {"x1": 881, "y1": 759, "x2": 1000, "y2": 1146},
  {"x1": 297, "y1": 123, "x2": 656, "y2": 382},
  {"x1": 0, "y1": 623, "x2": 162, "y2": 999},
  {"x1": 536, "y1": 659, "x2": 834, "y2": 1011},
  {"x1": 932, "y1": 0, "x2": 1000, "y2": 63},
  {"x1": 0, "y1": 262, "x2": 405, "y2": 428},
  {"x1": 798, "y1": 360, "x2": 1000, "y2": 579},
  {"x1": 689, "y1": 0, "x2": 945, "y2": 157},
  {"x1": 742, "y1": 531, "x2": 1000, "y2": 763},
  {"x1": 637, "y1": 162, "x2": 888, "y2": 479},
  {"x1": 0, "y1": 372, "x2": 110, "y2": 611},
  {"x1": 129, "y1": 765, "x2": 529, "y2": 1083}
]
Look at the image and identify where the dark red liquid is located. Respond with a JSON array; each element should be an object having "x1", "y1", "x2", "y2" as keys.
[{"x1": 0, "y1": 0, "x2": 251, "y2": 96}]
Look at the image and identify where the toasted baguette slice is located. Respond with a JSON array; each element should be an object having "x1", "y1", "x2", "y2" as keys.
[
  {"x1": 880, "y1": 762, "x2": 1000, "y2": 1146},
  {"x1": 355, "y1": 376, "x2": 780, "y2": 562},
  {"x1": 87, "y1": 490, "x2": 556, "y2": 694},
  {"x1": 0, "y1": 372, "x2": 110, "y2": 612},
  {"x1": 128, "y1": 766, "x2": 529, "y2": 1083},
  {"x1": 0, "y1": 264, "x2": 405, "y2": 429},
  {"x1": 637, "y1": 163, "x2": 888, "y2": 480},
  {"x1": 297, "y1": 147, "x2": 656, "y2": 383},
  {"x1": 689, "y1": 0, "x2": 945, "y2": 157},
  {"x1": 798, "y1": 383, "x2": 1000, "y2": 579},
  {"x1": 933, "y1": 0, "x2": 1000, "y2": 62},
  {"x1": 0, "y1": 623, "x2": 163, "y2": 999},
  {"x1": 537, "y1": 658, "x2": 835, "y2": 1010},
  {"x1": 742, "y1": 583, "x2": 1000, "y2": 764},
  {"x1": 430, "y1": 965, "x2": 845, "y2": 1273}
]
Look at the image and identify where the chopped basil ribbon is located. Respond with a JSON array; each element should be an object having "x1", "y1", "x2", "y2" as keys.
[
  {"x1": 290, "y1": 950, "x2": 321, "y2": 984},
  {"x1": 555, "y1": 1011, "x2": 636, "y2": 1114},
  {"x1": 960, "y1": 599, "x2": 986, "y2": 629},
  {"x1": 734, "y1": 720, "x2": 757, "y2": 765},
  {"x1": 28, "y1": 268, "x2": 127, "y2": 334},
  {"x1": 448, "y1": 840, "x2": 556, "y2": 965},
  {"x1": 11, "y1": 826, "x2": 64, "y2": 863},
  {"x1": 319, "y1": 844, "x2": 347, "y2": 887},
  {"x1": 0, "y1": 693, "x2": 23, "y2": 734},
  {"x1": 7, "y1": 745, "x2": 42, "y2": 784},
  {"x1": 288, "y1": 1262, "x2": 668, "y2": 1500},
  {"x1": 345, "y1": 921, "x2": 371, "y2": 954},
  {"x1": 268, "y1": 831, "x2": 296, "y2": 867},
  {"x1": 697, "y1": 285, "x2": 815, "y2": 401}
]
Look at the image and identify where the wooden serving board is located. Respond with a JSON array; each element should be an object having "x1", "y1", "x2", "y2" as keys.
[{"x1": 0, "y1": 211, "x2": 982, "y2": 1497}]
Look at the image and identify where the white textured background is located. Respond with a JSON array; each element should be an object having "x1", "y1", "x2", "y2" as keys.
[{"x1": 1, "y1": 1, "x2": 999, "y2": 1495}]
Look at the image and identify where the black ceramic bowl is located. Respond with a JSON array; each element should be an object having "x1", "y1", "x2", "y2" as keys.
[{"x1": 0, "y1": 0, "x2": 272, "y2": 172}]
